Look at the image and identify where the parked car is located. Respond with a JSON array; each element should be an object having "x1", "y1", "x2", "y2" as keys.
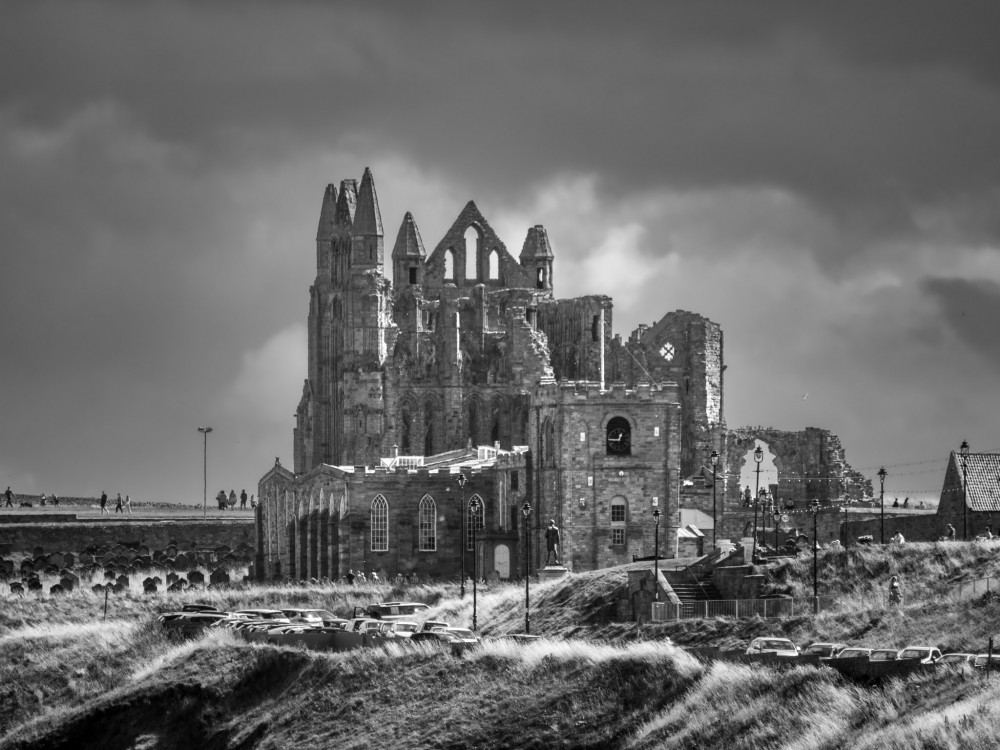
[
  {"x1": 234, "y1": 609, "x2": 290, "y2": 623},
  {"x1": 834, "y1": 647, "x2": 872, "y2": 660},
  {"x1": 973, "y1": 654, "x2": 1000, "y2": 670},
  {"x1": 869, "y1": 649, "x2": 899, "y2": 662},
  {"x1": 745, "y1": 638, "x2": 799, "y2": 656},
  {"x1": 802, "y1": 642, "x2": 846, "y2": 658},
  {"x1": 379, "y1": 620, "x2": 419, "y2": 638},
  {"x1": 896, "y1": 646, "x2": 941, "y2": 664},
  {"x1": 366, "y1": 602, "x2": 432, "y2": 621},
  {"x1": 415, "y1": 620, "x2": 450, "y2": 634},
  {"x1": 410, "y1": 631, "x2": 457, "y2": 645},
  {"x1": 280, "y1": 608, "x2": 330, "y2": 626},
  {"x1": 938, "y1": 653, "x2": 977, "y2": 667}
]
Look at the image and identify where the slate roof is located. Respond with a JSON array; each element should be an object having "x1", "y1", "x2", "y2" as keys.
[{"x1": 953, "y1": 452, "x2": 1000, "y2": 512}]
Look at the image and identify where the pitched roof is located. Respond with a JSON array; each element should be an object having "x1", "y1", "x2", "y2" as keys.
[
  {"x1": 352, "y1": 167, "x2": 383, "y2": 236},
  {"x1": 519, "y1": 225, "x2": 553, "y2": 259},
  {"x1": 391, "y1": 212, "x2": 426, "y2": 258},
  {"x1": 953, "y1": 452, "x2": 1000, "y2": 512}
]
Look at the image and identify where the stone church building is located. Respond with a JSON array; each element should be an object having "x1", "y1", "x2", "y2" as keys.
[{"x1": 256, "y1": 167, "x2": 860, "y2": 582}]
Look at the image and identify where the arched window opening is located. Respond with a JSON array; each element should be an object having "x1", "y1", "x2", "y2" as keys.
[
  {"x1": 424, "y1": 402, "x2": 436, "y2": 457},
  {"x1": 542, "y1": 418, "x2": 556, "y2": 468},
  {"x1": 400, "y1": 410, "x2": 412, "y2": 454},
  {"x1": 468, "y1": 400, "x2": 481, "y2": 447},
  {"x1": 464, "y1": 226, "x2": 479, "y2": 282},
  {"x1": 445, "y1": 249, "x2": 455, "y2": 280},
  {"x1": 610, "y1": 496, "x2": 626, "y2": 546},
  {"x1": 467, "y1": 494, "x2": 485, "y2": 551},
  {"x1": 536, "y1": 267, "x2": 546, "y2": 289},
  {"x1": 606, "y1": 416, "x2": 632, "y2": 456},
  {"x1": 370, "y1": 495, "x2": 388, "y2": 551},
  {"x1": 488, "y1": 249, "x2": 499, "y2": 280},
  {"x1": 418, "y1": 495, "x2": 436, "y2": 551}
]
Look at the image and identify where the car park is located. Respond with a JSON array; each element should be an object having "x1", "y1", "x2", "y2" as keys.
[
  {"x1": 896, "y1": 646, "x2": 942, "y2": 664},
  {"x1": 834, "y1": 648, "x2": 872, "y2": 660},
  {"x1": 745, "y1": 638, "x2": 799, "y2": 656},
  {"x1": 973, "y1": 654, "x2": 1000, "y2": 670},
  {"x1": 938, "y1": 653, "x2": 976, "y2": 666},
  {"x1": 869, "y1": 649, "x2": 899, "y2": 662},
  {"x1": 802, "y1": 642, "x2": 846, "y2": 658}
]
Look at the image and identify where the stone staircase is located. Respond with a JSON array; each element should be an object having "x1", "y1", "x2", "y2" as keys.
[{"x1": 669, "y1": 572, "x2": 723, "y2": 602}]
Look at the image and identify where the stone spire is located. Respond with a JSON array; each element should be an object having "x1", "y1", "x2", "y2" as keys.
[
  {"x1": 352, "y1": 167, "x2": 383, "y2": 236},
  {"x1": 391, "y1": 212, "x2": 426, "y2": 260},
  {"x1": 316, "y1": 183, "x2": 339, "y2": 242},
  {"x1": 336, "y1": 179, "x2": 357, "y2": 226}
]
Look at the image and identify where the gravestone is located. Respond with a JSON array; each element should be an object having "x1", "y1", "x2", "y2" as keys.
[
  {"x1": 10, "y1": 582, "x2": 24, "y2": 595},
  {"x1": 187, "y1": 570, "x2": 205, "y2": 585},
  {"x1": 49, "y1": 584, "x2": 65, "y2": 595},
  {"x1": 209, "y1": 568, "x2": 230, "y2": 586},
  {"x1": 59, "y1": 577, "x2": 76, "y2": 592}
]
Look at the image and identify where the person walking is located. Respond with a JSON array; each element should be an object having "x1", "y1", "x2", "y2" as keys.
[
  {"x1": 888, "y1": 575, "x2": 903, "y2": 607},
  {"x1": 4, "y1": 486, "x2": 13, "y2": 508},
  {"x1": 124, "y1": 494, "x2": 133, "y2": 515},
  {"x1": 229, "y1": 489, "x2": 237, "y2": 509},
  {"x1": 240, "y1": 489, "x2": 248, "y2": 509},
  {"x1": 100, "y1": 491, "x2": 109, "y2": 515},
  {"x1": 115, "y1": 493, "x2": 124, "y2": 514}
]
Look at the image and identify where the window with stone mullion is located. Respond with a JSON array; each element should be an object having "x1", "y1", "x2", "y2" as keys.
[{"x1": 371, "y1": 495, "x2": 388, "y2": 552}]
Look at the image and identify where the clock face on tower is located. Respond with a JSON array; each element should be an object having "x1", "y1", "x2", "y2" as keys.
[{"x1": 607, "y1": 427, "x2": 630, "y2": 453}]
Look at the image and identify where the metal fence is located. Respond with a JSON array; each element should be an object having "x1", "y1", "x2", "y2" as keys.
[
  {"x1": 954, "y1": 575, "x2": 1000, "y2": 602},
  {"x1": 652, "y1": 596, "x2": 840, "y2": 621}
]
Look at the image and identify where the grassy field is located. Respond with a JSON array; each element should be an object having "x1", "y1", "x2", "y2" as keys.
[{"x1": 2, "y1": 542, "x2": 1000, "y2": 749}]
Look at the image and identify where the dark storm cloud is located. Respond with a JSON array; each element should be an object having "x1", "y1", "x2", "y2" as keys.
[
  {"x1": 922, "y1": 277, "x2": 1000, "y2": 367},
  {"x1": 4, "y1": 1, "x2": 1000, "y2": 221}
]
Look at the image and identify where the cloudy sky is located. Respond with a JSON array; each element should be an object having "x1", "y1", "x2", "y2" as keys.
[{"x1": 2, "y1": 1, "x2": 998, "y2": 504}]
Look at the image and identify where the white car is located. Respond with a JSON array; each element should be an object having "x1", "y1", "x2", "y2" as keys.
[
  {"x1": 745, "y1": 637, "x2": 799, "y2": 656},
  {"x1": 896, "y1": 646, "x2": 941, "y2": 664},
  {"x1": 834, "y1": 648, "x2": 872, "y2": 660}
]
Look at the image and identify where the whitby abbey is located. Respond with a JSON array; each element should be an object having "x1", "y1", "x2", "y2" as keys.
[{"x1": 255, "y1": 168, "x2": 867, "y2": 582}]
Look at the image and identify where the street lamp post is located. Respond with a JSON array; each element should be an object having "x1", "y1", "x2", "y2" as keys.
[
  {"x1": 522, "y1": 500, "x2": 531, "y2": 634},
  {"x1": 878, "y1": 466, "x2": 887, "y2": 544},
  {"x1": 811, "y1": 498, "x2": 820, "y2": 614},
  {"x1": 961, "y1": 440, "x2": 970, "y2": 540},
  {"x1": 470, "y1": 495, "x2": 481, "y2": 630},
  {"x1": 457, "y1": 472, "x2": 467, "y2": 598},
  {"x1": 752, "y1": 445, "x2": 763, "y2": 561},
  {"x1": 710, "y1": 450, "x2": 720, "y2": 551},
  {"x1": 652, "y1": 503, "x2": 661, "y2": 600},
  {"x1": 197, "y1": 427, "x2": 213, "y2": 520},
  {"x1": 773, "y1": 506, "x2": 781, "y2": 552}
]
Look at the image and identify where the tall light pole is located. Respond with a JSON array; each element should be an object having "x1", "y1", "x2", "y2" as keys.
[
  {"x1": 810, "y1": 497, "x2": 820, "y2": 614},
  {"x1": 773, "y1": 505, "x2": 781, "y2": 552},
  {"x1": 752, "y1": 445, "x2": 763, "y2": 561},
  {"x1": 710, "y1": 449, "x2": 720, "y2": 551},
  {"x1": 960, "y1": 440, "x2": 970, "y2": 540},
  {"x1": 522, "y1": 500, "x2": 531, "y2": 634},
  {"x1": 652, "y1": 502, "x2": 661, "y2": 600},
  {"x1": 457, "y1": 472, "x2": 467, "y2": 598},
  {"x1": 197, "y1": 427, "x2": 213, "y2": 520},
  {"x1": 878, "y1": 466, "x2": 887, "y2": 544},
  {"x1": 470, "y1": 495, "x2": 481, "y2": 630}
]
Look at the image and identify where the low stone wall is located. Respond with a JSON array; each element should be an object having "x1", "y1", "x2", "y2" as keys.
[
  {"x1": 0, "y1": 519, "x2": 254, "y2": 556},
  {"x1": 844, "y1": 515, "x2": 942, "y2": 544}
]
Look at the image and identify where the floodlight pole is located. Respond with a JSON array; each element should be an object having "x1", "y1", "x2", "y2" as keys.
[
  {"x1": 710, "y1": 450, "x2": 720, "y2": 551},
  {"x1": 198, "y1": 427, "x2": 213, "y2": 520},
  {"x1": 961, "y1": 441, "x2": 970, "y2": 541},
  {"x1": 878, "y1": 466, "x2": 887, "y2": 544},
  {"x1": 811, "y1": 498, "x2": 820, "y2": 614},
  {"x1": 470, "y1": 495, "x2": 481, "y2": 630}
]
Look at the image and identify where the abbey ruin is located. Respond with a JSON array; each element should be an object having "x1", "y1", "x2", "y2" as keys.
[{"x1": 255, "y1": 168, "x2": 867, "y2": 581}]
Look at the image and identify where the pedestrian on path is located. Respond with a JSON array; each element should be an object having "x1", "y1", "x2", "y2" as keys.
[
  {"x1": 124, "y1": 494, "x2": 133, "y2": 515},
  {"x1": 115, "y1": 493, "x2": 124, "y2": 514},
  {"x1": 888, "y1": 575, "x2": 903, "y2": 607},
  {"x1": 100, "y1": 491, "x2": 109, "y2": 515},
  {"x1": 3, "y1": 486, "x2": 12, "y2": 508}
]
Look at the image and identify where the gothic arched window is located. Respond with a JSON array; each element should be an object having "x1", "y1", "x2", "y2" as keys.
[
  {"x1": 418, "y1": 495, "x2": 436, "y2": 551},
  {"x1": 370, "y1": 495, "x2": 388, "y2": 551}
]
